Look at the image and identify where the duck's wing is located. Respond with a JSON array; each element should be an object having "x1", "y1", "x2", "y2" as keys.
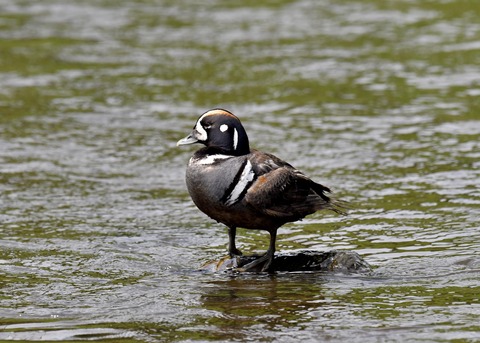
[{"x1": 244, "y1": 151, "x2": 340, "y2": 219}]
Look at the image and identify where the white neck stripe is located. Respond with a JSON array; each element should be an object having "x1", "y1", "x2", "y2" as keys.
[
  {"x1": 233, "y1": 128, "x2": 238, "y2": 150},
  {"x1": 194, "y1": 154, "x2": 232, "y2": 165}
]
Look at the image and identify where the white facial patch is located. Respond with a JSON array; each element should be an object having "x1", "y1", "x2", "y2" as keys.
[
  {"x1": 233, "y1": 128, "x2": 238, "y2": 150},
  {"x1": 225, "y1": 160, "x2": 255, "y2": 206},
  {"x1": 194, "y1": 120, "x2": 208, "y2": 141},
  {"x1": 220, "y1": 124, "x2": 228, "y2": 132}
]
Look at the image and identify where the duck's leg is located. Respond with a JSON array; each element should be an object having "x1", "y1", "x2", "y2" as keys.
[
  {"x1": 261, "y1": 229, "x2": 277, "y2": 271},
  {"x1": 228, "y1": 226, "x2": 242, "y2": 256},
  {"x1": 239, "y1": 229, "x2": 277, "y2": 272}
]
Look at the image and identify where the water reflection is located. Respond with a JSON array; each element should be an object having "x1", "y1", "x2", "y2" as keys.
[{"x1": 195, "y1": 274, "x2": 329, "y2": 341}]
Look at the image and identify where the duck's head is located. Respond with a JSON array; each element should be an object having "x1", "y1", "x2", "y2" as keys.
[{"x1": 177, "y1": 108, "x2": 250, "y2": 156}]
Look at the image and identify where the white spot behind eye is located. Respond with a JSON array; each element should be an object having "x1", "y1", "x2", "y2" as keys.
[
  {"x1": 233, "y1": 128, "x2": 238, "y2": 150},
  {"x1": 220, "y1": 124, "x2": 229, "y2": 132}
]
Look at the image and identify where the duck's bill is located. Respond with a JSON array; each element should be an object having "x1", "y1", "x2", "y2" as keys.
[{"x1": 176, "y1": 133, "x2": 199, "y2": 146}]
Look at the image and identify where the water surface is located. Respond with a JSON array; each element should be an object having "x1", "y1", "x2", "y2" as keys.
[{"x1": 1, "y1": 0, "x2": 479, "y2": 342}]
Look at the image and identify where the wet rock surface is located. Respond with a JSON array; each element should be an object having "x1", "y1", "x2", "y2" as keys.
[{"x1": 201, "y1": 250, "x2": 372, "y2": 274}]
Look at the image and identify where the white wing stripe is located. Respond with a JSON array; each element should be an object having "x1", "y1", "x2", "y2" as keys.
[{"x1": 225, "y1": 160, "x2": 255, "y2": 206}]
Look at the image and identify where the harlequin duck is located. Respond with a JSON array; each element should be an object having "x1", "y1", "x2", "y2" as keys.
[{"x1": 177, "y1": 109, "x2": 346, "y2": 272}]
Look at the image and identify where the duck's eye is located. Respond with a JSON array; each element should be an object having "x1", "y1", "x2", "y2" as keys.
[{"x1": 204, "y1": 124, "x2": 212, "y2": 130}]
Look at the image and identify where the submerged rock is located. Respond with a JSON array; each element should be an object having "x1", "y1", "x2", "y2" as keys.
[{"x1": 201, "y1": 250, "x2": 372, "y2": 274}]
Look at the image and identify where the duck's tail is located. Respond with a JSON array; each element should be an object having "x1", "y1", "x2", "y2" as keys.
[{"x1": 311, "y1": 182, "x2": 349, "y2": 216}]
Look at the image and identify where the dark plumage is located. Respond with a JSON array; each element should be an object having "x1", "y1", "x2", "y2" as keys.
[{"x1": 177, "y1": 109, "x2": 346, "y2": 272}]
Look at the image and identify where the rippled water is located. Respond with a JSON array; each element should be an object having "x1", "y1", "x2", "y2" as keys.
[{"x1": 1, "y1": 0, "x2": 479, "y2": 342}]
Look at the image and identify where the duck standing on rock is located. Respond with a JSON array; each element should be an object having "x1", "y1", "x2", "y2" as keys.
[{"x1": 177, "y1": 109, "x2": 346, "y2": 272}]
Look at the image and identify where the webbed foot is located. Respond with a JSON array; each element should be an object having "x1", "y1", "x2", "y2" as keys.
[
  {"x1": 238, "y1": 253, "x2": 274, "y2": 273},
  {"x1": 229, "y1": 248, "x2": 243, "y2": 257}
]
